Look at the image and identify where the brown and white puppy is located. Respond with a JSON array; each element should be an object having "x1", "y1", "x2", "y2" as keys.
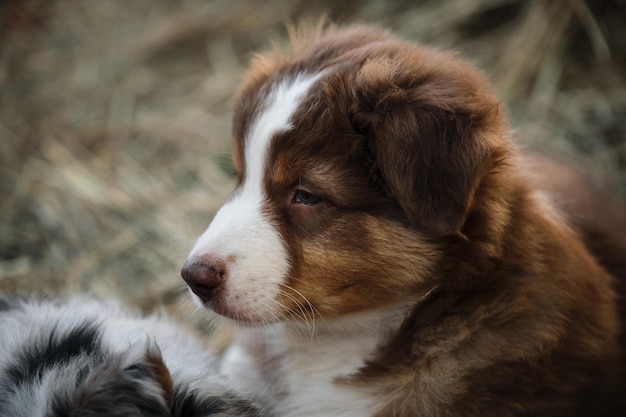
[{"x1": 181, "y1": 24, "x2": 625, "y2": 417}]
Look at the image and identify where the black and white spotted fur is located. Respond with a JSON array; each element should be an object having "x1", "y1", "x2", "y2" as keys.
[{"x1": 0, "y1": 295, "x2": 267, "y2": 417}]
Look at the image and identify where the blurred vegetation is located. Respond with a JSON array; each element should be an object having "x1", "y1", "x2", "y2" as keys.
[{"x1": 0, "y1": 0, "x2": 624, "y2": 326}]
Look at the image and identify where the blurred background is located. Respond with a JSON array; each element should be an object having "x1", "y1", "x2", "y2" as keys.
[{"x1": 1, "y1": 0, "x2": 625, "y2": 328}]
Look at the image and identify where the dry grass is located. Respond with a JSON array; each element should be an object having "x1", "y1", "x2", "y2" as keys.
[{"x1": 1, "y1": 0, "x2": 624, "y2": 329}]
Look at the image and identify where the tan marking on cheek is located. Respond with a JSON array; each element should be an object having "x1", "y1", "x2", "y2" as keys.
[{"x1": 276, "y1": 214, "x2": 441, "y2": 318}]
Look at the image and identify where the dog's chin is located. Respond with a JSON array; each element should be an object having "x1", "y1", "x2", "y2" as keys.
[{"x1": 190, "y1": 291, "x2": 281, "y2": 327}]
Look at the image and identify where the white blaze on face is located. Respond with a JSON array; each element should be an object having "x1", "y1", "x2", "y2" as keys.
[{"x1": 188, "y1": 74, "x2": 321, "y2": 321}]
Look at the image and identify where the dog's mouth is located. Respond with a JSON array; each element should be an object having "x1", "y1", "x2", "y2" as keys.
[{"x1": 190, "y1": 289, "x2": 280, "y2": 326}]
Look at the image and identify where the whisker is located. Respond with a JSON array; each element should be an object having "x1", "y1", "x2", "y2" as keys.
[
  {"x1": 281, "y1": 280, "x2": 328, "y2": 328},
  {"x1": 278, "y1": 284, "x2": 324, "y2": 343},
  {"x1": 276, "y1": 290, "x2": 316, "y2": 342}
]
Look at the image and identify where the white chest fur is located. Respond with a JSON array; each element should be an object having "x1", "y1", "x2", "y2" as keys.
[{"x1": 220, "y1": 308, "x2": 408, "y2": 417}]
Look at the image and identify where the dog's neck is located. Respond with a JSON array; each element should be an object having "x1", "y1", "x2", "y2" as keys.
[{"x1": 221, "y1": 305, "x2": 411, "y2": 417}]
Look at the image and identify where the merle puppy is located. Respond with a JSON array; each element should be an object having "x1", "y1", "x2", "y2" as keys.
[{"x1": 0, "y1": 295, "x2": 267, "y2": 417}]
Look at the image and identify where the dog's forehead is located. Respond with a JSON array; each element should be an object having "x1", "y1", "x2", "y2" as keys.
[{"x1": 236, "y1": 73, "x2": 325, "y2": 179}]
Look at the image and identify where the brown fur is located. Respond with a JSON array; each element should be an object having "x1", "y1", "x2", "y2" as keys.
[{"x1": 229, "y1": 24, "x2": 625, "y2": 416}]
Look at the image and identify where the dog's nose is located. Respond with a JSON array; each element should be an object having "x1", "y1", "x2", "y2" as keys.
[{"x1": 180, "y1": 257, "x2": 224, "y2": 302}]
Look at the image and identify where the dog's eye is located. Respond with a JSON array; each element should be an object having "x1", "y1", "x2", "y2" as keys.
[{"x1": 292, "y1": 189, "x2": 323, "y2": 206}]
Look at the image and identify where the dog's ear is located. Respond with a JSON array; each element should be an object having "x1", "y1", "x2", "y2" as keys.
[
  {"x1": 349, "y1": 50, "x2": 509, "y2": 236},
  {"x1": 51, "y1": 341, "x2": 173, "y2": 417}
]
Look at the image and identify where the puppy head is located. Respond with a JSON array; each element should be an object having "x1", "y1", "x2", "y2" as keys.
[
  {"x1": 182, "y1": 25, "x2": 512, "y2": 325},
  {"x1": 48, "y1": 342, "x2": 173, "y2": 417}
]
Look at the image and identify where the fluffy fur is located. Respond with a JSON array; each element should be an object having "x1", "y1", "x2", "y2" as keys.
[
  {"x1": 182, "y1": 23, "x2": 625, "y2": 417},
  {"x1": 0, "y1": 295, "x2": 268, "y2": 417}
]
